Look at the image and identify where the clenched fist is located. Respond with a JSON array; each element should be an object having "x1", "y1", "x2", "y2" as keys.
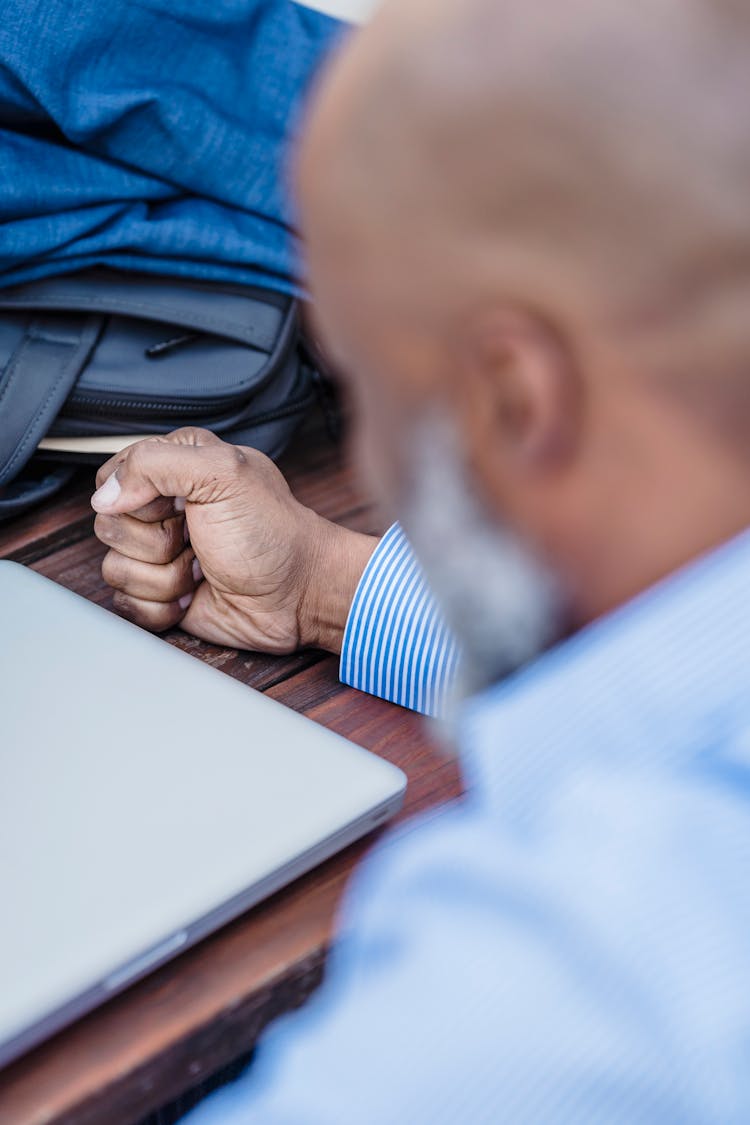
[{"x1": 91, "y1": 428, "x2": 377, "y2": 654}]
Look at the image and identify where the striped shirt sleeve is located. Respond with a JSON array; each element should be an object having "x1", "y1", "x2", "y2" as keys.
[{"x1": 339, "y1": 523, "x2": 461, "y2": 717}]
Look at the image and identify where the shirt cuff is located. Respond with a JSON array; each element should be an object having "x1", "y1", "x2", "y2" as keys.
[{"x1": 339, "y1": 523, "x2": 460, "y2": 717}]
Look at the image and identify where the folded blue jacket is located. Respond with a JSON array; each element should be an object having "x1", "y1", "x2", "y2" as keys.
[{"x1": 0, "y1": 0, "x2": 343, "y2": 294}]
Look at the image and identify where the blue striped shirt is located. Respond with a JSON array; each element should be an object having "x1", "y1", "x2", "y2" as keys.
[{"x1": 339, "y1": 524, "x2": 460, "y2": 716}]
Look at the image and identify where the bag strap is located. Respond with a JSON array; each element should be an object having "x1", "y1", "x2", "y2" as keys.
[
  {"x1": 0, "y1": 272, "x2": 286, "y2": 352},
  {"x1": 0, "y1": 466, "x2": 77, "y2": 524},
  {"x1": 0, "y1": 314, "x2": 102, "y2": 486}
]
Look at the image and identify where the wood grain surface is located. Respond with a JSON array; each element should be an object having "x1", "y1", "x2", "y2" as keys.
[{"x1": 0, "y1": 415, "x2": 462, "y2": 1125}]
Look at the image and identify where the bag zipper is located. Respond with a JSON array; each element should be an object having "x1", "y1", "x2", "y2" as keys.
[
  {"x1": 63, "y1": 301, "x2": 301, "y2": 421},
  {"x1": 63, "y1": 387, "x2": 317, "y2": 427},
  {"x1": 64, "y1": 391, "x2": 255, "y2": 419}
]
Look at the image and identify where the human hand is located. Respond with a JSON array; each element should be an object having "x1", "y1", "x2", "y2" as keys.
[{"x1": 91, "y1": 428, "x2": 377, "y2": 654}]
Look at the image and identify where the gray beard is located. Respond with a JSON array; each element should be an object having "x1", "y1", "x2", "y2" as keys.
[{"x1": 397, "y1": 413, "x2": 566, "y2": 701}]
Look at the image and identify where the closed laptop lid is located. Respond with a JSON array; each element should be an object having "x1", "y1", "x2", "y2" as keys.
[{"x1": 0, "y1": 561, "x2": 405, "y2": 1066}]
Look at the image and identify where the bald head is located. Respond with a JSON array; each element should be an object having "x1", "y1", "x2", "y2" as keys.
[
  {"x1": 297, "y1": 0, "x2": 750, "y2": 629},
  {"x1": 300, "y1": 0, "x2": 750, "y2": 400}
]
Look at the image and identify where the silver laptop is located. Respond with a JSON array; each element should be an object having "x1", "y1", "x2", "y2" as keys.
[{"x1": 0, "y1": 560, "x2": 406, "y2": 1069}]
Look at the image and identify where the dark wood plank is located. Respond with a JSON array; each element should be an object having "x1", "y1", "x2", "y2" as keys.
[{"x1": 0, "y1": 472, "x2": 97, "y2": 564}]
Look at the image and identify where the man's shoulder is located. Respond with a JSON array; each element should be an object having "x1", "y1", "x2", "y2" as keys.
[
  {"x1": 246, "y1": 758, "x2": 750, "y2": 1124},
  {"x1": 344, "y1": 756, "x2": 750, "y2": 1023}
]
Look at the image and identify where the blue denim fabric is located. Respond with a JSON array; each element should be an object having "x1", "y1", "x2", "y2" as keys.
[{"x1": 0, "y1": 1, "x2": 343, "y2": 293}]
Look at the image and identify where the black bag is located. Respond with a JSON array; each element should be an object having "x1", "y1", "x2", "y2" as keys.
[{"x1": 0, "y1": 269, "x2": 322, "y2": 521}]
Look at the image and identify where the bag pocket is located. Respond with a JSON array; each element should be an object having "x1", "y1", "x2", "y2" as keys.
[{"x1": 0, "y1": 269, "x2": 318, "y2": 519}]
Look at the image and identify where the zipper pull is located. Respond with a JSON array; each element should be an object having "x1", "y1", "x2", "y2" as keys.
[{"x1": 146, "y1": 332, "x2": 200, "y2": 359}]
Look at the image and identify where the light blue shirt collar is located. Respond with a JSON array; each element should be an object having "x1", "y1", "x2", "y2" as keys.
[{"x1": 461, "y1": 528, "x2": 750, "y2": 823}]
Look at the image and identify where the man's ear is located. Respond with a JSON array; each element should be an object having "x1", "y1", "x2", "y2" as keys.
[{"x1": 458, "y1": 306, "x2": 582, "y2": 473}]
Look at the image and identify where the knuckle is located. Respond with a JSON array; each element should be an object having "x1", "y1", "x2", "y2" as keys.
[
  {"x1": 101, "y1": 549, "x2": 126, "y2": 589},
  {"x1": 111, "y1": 589, "x2": 143, "y2": 625},
  {"x1": 140, "y1": 552, "x2": 187, "y2": 600},
  {"x1": 153, "y1": 520, "x2": 178, "y2": 564},
  {"x1": 111, "y1": 590, "x2": 139, "y2": 623},
  {"x1": 166, "y1": 549, "x2": 193, "y2": 589},
  {"x1": 128, "y1": 436, "x2": 161, "y2": 471},
  {"x1": 172, "y1": 426, "x2": 216, "y2": 447},
  {"x1": 243, "y1": 445, "x2": 275, "y2": 478},
  {"x1": 127, "y1": 442, "x2": 148, "y2": 472},
  {"x1": 170, "y1": 426, "x2": 199, "y2": 443},
  {"x1": 149, "y1": 601, "x2": 181, "y2": 633},
  {"x1": 94, "y1": 513, "x2": 121, "y2": 547},
  {"x1": 233, "y1": 444, "x2": 272, "y2": 475},
  {"x1": 238, "y1": 443, "x2": 264, "y2": 468},
  {"x1": 112, "y1": 592, "x2": 176, "y2": 633},
  {"x1": 96, "y1": 455, "x2": 122, "y2": 489},
  {"x1": 214, "y1": 443, "x2": 246, "y2": 479}
]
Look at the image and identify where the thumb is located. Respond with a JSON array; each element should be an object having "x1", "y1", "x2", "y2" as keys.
[{"x1": 91, "y1": 435, "x2": 230, "y2": 515}]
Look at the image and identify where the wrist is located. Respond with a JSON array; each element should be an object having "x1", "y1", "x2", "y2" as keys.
[{"x1": 298, "y1": 513, "x2": 378, "y2": 653}]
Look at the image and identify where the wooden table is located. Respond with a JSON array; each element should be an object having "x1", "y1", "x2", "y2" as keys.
[{"x1": 0, "y1": 414, "x2": 462, "y2": 1125}]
